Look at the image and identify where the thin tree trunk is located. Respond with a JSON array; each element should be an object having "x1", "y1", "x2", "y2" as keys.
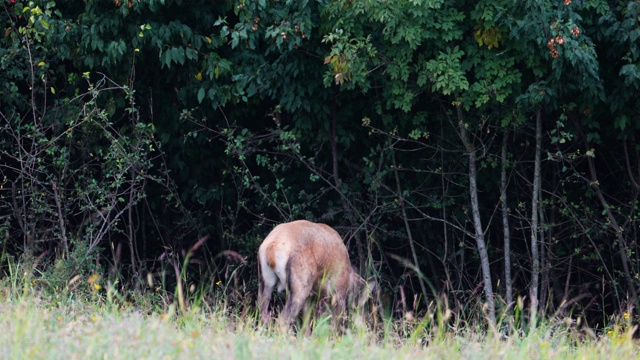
[
  {"x1": 574, "y1": 121, "x2": 639, "y2": 305},
  {"x1": 330, "y1": 97, "x2": 365, "y2": 270},
  {"x1": 52, "y1": 181, "x2": 70, "y2": 259},
  {"x1": 587, "y1": 158, "x2": 639, "y2": 302},
  {"x1": 128, "y1": 171, "x2": 138, "y2": 278},
  {"x1": 539, "y1": 200, "x2": 549, "y2": 317},
  {"x1": 456, "y1": 104, "x2": 496, "y2": 325},
  {"x1": 500, "y1": 128, "x2": 513, "y2": 307},
  {"x1": 530, "y1": 108, "x2": 542, "y2": 331},
  {"x1": 441, "y1": 123, "x2": 454, "y2": 293},
  {"x1": 392, "y1": 149, "x2": 429, "y2": 305}
]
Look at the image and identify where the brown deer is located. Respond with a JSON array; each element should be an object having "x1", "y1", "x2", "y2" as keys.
[{"x1": 257, "y1": 220, "x2": 372, "y2": 330}]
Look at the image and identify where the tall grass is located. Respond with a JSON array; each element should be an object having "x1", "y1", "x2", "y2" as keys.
[{"x1": 0, "y1": 265, "x2": 638, "y2": 359}]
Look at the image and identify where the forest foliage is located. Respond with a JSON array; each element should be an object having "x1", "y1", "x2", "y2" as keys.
[{"x1": 2, "y1": 0, "x2": 640, "y2": 328}]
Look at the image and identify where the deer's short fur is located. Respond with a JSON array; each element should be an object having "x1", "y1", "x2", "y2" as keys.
[{"x1": 257, "y1": 220, "x2": 370, "y2": 329}]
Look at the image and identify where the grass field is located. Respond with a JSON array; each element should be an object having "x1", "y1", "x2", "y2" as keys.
[{"x1": 1, "y1": 273, "x2": 639, "y2": 359}]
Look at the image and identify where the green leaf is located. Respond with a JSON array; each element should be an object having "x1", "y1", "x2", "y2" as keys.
[
  {"x1": 197, "y1": 87, "x2": 205, "y2": 104},
  {"x1": 161, "y1": 50, "x2": 172, "y2": 69},
  {"x1": 186, "y1": 48, "x2": 198, "y2": 61},
  {"x1": 614, "y1": 116, "x2": 628, "y2": 131}
]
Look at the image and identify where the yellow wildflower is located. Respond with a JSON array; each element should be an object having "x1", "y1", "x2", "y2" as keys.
[{"x1": 88, "y1": 273, "x2": 99, "y2": 285}]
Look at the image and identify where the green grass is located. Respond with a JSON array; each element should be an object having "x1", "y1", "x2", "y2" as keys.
[{"x1": 1, "y1": 277, "x2": 639, "y2": 359}]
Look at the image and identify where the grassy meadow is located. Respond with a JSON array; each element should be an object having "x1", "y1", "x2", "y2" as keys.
[{"x1": 1, "y1": 267, "x2": 639, "y2": 360}]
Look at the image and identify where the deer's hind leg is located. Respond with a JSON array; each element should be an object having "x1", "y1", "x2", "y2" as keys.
[
  {"x1": 280, "y1": 257, "x2": 316, "y2": 329},
  {"x1": 258, "y1": 256, "x2": 279, "y2": 325}
]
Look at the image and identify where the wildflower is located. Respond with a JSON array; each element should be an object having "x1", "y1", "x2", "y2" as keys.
[
  {"x1": 623, "y1": 312, "x2": 631, "y2": 320},
  {"x1": 564, "y1": 0, "x2": 571, "y2": 5},
  {"x1": 88, "y1": 273, "x2": 99, "y2": 285},
  {"x1": 216, "y1": 280, "x2": 222, "y2": 286}
]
